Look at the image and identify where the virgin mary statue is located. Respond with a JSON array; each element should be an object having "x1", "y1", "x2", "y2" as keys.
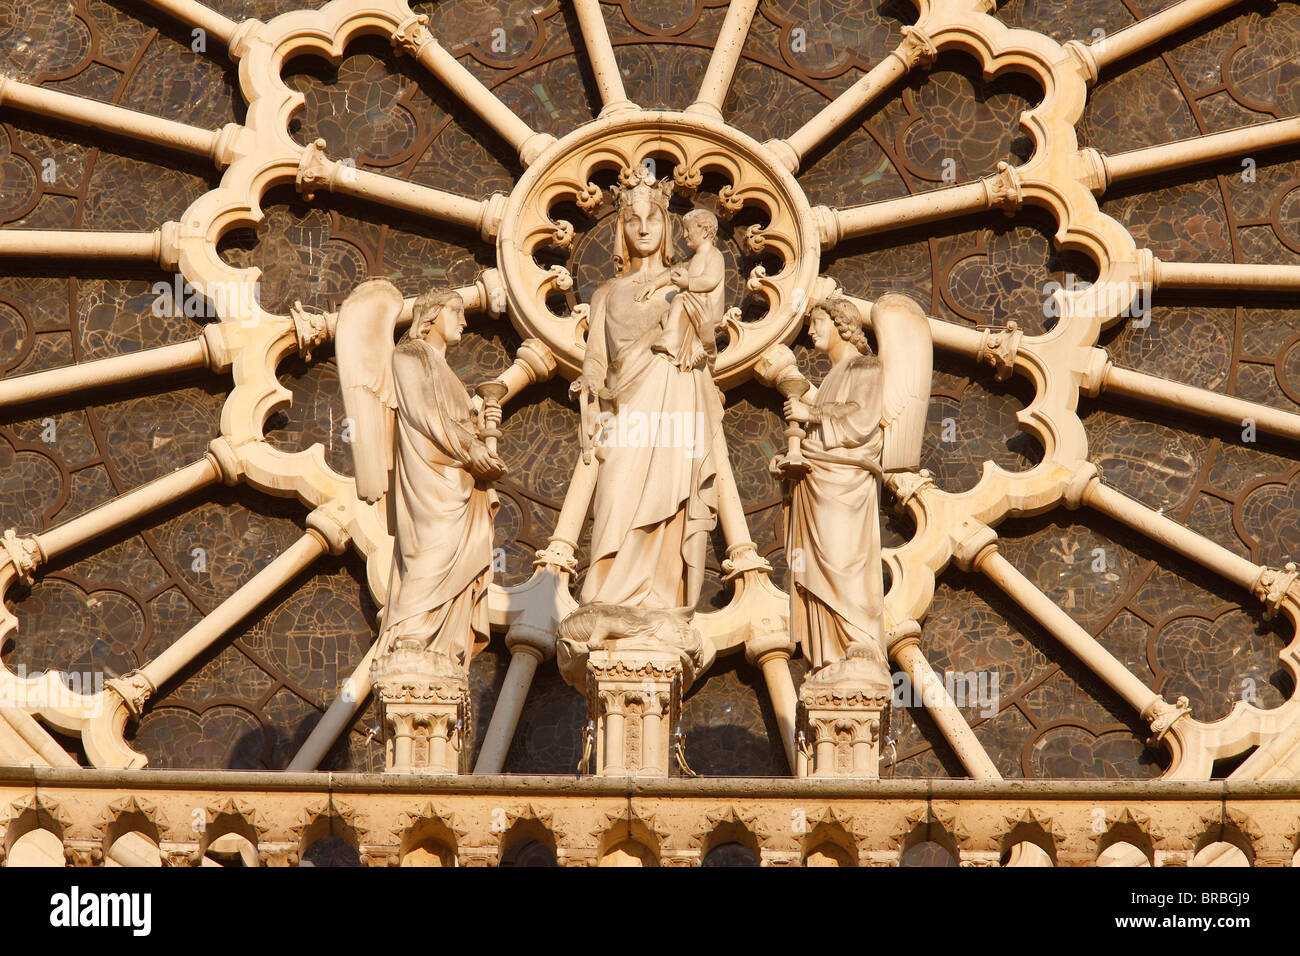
[{"x1": 569, "y1": 169, "x2": 727, "y2": 613}]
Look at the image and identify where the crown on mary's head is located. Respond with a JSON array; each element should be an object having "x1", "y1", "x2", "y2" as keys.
[{"x1": 610, "y1": 164, "x2": 673, "y2": 211}]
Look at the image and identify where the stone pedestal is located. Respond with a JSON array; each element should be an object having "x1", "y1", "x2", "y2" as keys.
[
  {"x1": 796, "y1": 653, "x2": 892, "y2": 779},
  {"x1": 370, "y1": 645, "x2": 469, "y2": 775},
  {"x1": 587, "y1": 645, "x2": 680, "y2": 776},
  {"x1": 556, "y1": 604, "x2": 711, "y2": 778}
]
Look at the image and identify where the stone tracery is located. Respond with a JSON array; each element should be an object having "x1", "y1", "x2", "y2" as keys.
[{"x1": 0, "y1": 0, "x2": 1298, "y2": 849}]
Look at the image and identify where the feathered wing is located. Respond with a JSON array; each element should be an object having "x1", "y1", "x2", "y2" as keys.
[
  {"x1": 335, "y1": 278, "x2": 404, "y2": 502},
  {"x1": 871, "y1": 293, "x2": 933, "y2": 472}
]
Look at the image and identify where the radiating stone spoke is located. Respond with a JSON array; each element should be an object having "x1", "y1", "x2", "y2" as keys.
[
  {"x1": 391, "y1": 13, "x2": 556, "y2": 166},
  {"x1": 108, "y1": 508, "x2": 349, "y2": 720},
  {"x1": 571, "y1": 0, "x2": 637, "y2": 116},
  {"x1": 952, "y1": 521, "x2": 1189, "y2": 743},
  {"x1": 764, "y1": 27, "x2": 937, "y2": 174},
  {"x1": 818, "y1": 162, "x2": 1023, "y2": 246},
  {"x1": 295, "y1": 139, "x2": 506, "y2": 239},
  {"x1": 1095, "y1": 116, "x2": 1300, "y2": 188},
  {"x1": 686, "y1": 0, "x2": 763, "y2": 120},
  {"x1": 133, "y1": 0, "x2": 245, "y2": 52},
  {"x1": 0, "y1": 336, "x2": 212, "y2": 407},
  {"x1": 1091, "y1": 357, "x2": 1300, "y2": 442},
  {"x1": 0, "y1": 225, "x2": 179, "y2": 266},
  {"x1": 1149, "y1": 258, "x2": 1300, "y2": 293},
  {"x1": 0, "y1": 78, "x2": 237, "y2": 165},
  {"x1": 1064, "y1": 0, "x2": 1252, "y2": 82},
  {"x1": 890, "y1": 632, "x2": 1002, "y2": 780}
]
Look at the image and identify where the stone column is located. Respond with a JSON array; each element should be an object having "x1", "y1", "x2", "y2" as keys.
[
  {"x1": 370, "y1": 645, "x2": 469, "y2": 775},
  {"x1": 796, "y1": 651, "x2": 892, "y2": 779}
]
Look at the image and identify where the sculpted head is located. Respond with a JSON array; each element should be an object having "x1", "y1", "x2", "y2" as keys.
[
  {"x1": 612, "y1": 168, "x2": 675, "y2": 272},
  {"x1": 411, "y1": 289, "x2": 466, "y2": 346},
  {"x1": 681, "y1": 208, "x2": 718, "y2": 248},
  {"x1": 809, "y1": 297, "x2": 869, "y2": 355}
]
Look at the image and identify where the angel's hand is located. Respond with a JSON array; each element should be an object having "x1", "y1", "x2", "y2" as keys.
[
  {"x1": 467, "y1": 444, "x2": 506, "y2": 480},
  {"x1": 784, "y1": 398, "x2": 813, "y2": 423},
  {"x1": 479, "y1": 403, "x2": 503, "y2": 434}
]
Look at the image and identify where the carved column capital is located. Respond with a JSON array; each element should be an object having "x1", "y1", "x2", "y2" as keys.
[
  {"x1": 106, "y1": 670, "x2": 156, "y2": 717},
  {"x1": 295, "y1": 138, "x2": 339, "y2": 202},
  {"x1": 305, "y1": 507, "x2": 351, "y2": 556},
  {"x1": 391, "y1": 13, "x2": 436, "y2": 58},
  {"x1": 977, "y1": 320, "x2": 1021, "y2": 381},
  {"x1": 982, "y1": 161, "x2": 1024, "y2": 216},
  {"x1": 886, "y1": 468, "x2": 934, "y2": 511},
  {"x1": 1062, "y1": 39, "x2": 1100, "y2": 85},
  {"x1": 745, "y1": 620, "x2": 795, "y2": 668},
  {"x1": 1253, "y1": 562, "x2": 1300, "y2": 621},
  {"x1": 1, "y1": 528, "x2": 44, "y2": 586},
  {"x1": 506, "y1": 622, "x2": 557, "y2": 662},
  {"x1": 891, "y1": 26, "x2": 937, "y2": 70},
  {"x1": 1063, "y1": 461, "x2": 1101, "y2": 510},
  {"x1": 1142, "y1": 695, "x2": 1192, "y2": 744},
  {"x1": 204, "y1": 436, "x2": 245, "y2": 486},
  {"x1": 290, "y1": 299, "x2": 330, "y2": 361}
]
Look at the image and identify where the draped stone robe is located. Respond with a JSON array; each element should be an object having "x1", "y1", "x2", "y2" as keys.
[
  {"x1": 379, "y1": 336, "x2": 498, "y2": 668},
  {"x1": 786, "y1": 353, "x2": 891, "y2": 670},
  {"x1": 580, "y1": 276, "x2": 725, "y2": 609}
]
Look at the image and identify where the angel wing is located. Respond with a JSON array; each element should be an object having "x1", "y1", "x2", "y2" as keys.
[
  {"x1": 871, "y1": 292, "x2": 932, "y2": 473},
  {"x1": 335, "y1": 278, "x2": 404, "y2": 503}
]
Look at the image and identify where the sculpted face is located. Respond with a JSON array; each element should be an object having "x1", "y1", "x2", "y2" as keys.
[
  {"x1": 622, "y1": 198, "x2": 666, "y2": 260},
  {"x1": 436, "y1": 296, "x2": 467, "y2": 345},
  {"x1": 809, "y1": 307, "x2": 835, "y2": 353},
  {"x1": 417, "y1": 296, "x2": 466, "y2": 346}
]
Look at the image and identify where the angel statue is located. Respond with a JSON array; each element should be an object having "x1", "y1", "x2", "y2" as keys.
[
  {"x1": 776, "y1": 293, "x2": 932, "y2": 672},
  {"x1": 335, "y1": 278, "x2": 505, "y2": 673}
]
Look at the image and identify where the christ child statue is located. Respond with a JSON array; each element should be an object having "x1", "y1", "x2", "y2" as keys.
[{"x1": 637, "y1": 208, "x2": 725, "y2": 370}]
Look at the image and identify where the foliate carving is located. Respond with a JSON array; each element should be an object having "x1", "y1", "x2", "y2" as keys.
[
  {"x1": 982, "y1": 160, "x2": 1024, "y2": 215},
  {"x1": 716, "y1": 183, "x2": 744, "y2": 214},
  {"x1": 1144, "y1": 695, "x2": 1192, "y2": 744},
  {"x1": 551, "y1": 219, "x2": 575, "y2": 249},
  {"x1": 390, "y1": 13, "x2": 435, "y2": 58},
  {"x1": 0, "y1": 529, "x2": 42, "y2": 586},
  {"x1": 672, "y1": 163, "x2": 703, "y2": 193},
  {"x1": 106, "y1": 671, "x2": 155, "y2": 717},
  {"x1": 290, "y1": 299, "x2": 330, "y2": 361},
  {"x1": 575, "y1": 182, "x2": 604, "y2": 213},
  {"x1": 1253, "y1": 562, "x2": 1299, "y2": 621},
  {"x1": 977, "y1": 319, "x2": 1021, "y2": 381},
  {"x1": 886, "y1": 468, "x2": 934, "y2": 511},
  {"x1": 294, "y1": 138, "x2": 334, "y2": 202},
  {"x1": 797, "y1": 655, "x2": 892, "y2": 779},
  {"x1": 893, "y1": 26, "x2": 937, "y2": 70}
]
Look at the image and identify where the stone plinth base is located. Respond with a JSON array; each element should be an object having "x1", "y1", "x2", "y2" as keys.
[
  {"x1": 557, "y1": 604, "x2": 711, "y2": 777},
  {"x1": 586, "y1": 645, "x2": 680, "y2": 777},
  {"x1": 796, "y1": 653, "x2": 892, "y2": 779},
  {"x1": 370, "y1": 645, "x2": 468, "y2": 775}
]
